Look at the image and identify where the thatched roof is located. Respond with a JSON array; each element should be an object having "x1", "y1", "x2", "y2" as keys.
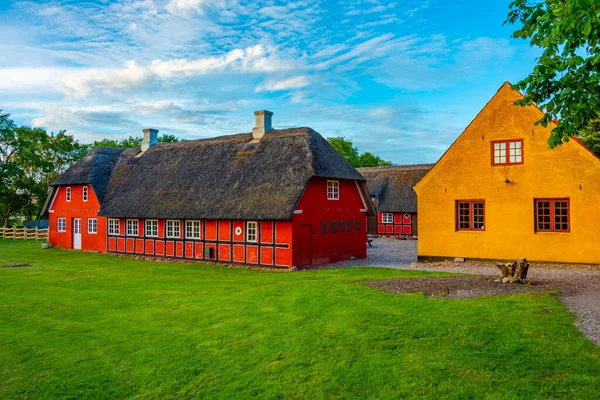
[
  {"x1": 51, "y1": 147, "x2": 130, "y2": 203},
  {"x1": 51, "y1": 128, "x2": 372, "y2": 220},
  {"x1": 357, "y1": 164, "x2": 433, "y2": 213}
]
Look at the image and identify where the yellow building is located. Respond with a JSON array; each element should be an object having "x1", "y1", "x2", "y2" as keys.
[{"x1": 414, "y1": 82, "x2": 600, "y2": 264}]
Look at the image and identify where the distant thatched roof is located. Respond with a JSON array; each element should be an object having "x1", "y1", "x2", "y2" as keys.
[
  {"x1": 357, "y1": 164, "x2": 433, "y2": 213},
  {"x1": 50, "y1": 128, "x2": 372, "y2": 220}
]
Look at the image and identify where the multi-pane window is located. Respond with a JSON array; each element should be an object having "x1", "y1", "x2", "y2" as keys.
[
  {"x1": 327, "y1": 180, "x2": 340, "y2": 200},
  {"x1": 331, "y1": 220, "x2": 337, "y2": 233},
  {"x1": 535, "y1": 199, "x2": 570, "y2": 232},
  {"x1": 456, "y1": 200, "x2": 485, "y2": 231},
  {"x1": 492, "y1": 139, "x2": 523, "y2": 165},
  {"x1": 57, "y1": 218, "x2": 67, "y2": 232},
  {"x1": 87, "y1": 218, "x2": 97, "y2": 234},
  {"x1": 355, "y1": 219, "x2": 360, "y2": 231},
  {"x1": 166, "y1": 220, "x2": 180, "y2": 238},
  {"x1": 145, "y1": 220, "x2": 158, "y2": 237},
  {"x1": 83, "y1": 186, "x2": 88, "y2": 202},
  {"x1": 348, "y1": 219, "x2": 353, "y2": 231},
  {"x1": 108, "y1": 218, "x2": 120, "y2": 235},
  {"x1": 66, "y1": 187, "x2": 71, "y2": 202},
  {"x1": 185, "y1": 220, "x2": 201, "y2": 239},
  {"x1": 126, "y1": 219, "x2": 139, "y2": 236},
  {"x1": 246, "y1": 221, "x2": 257, "y2": 242},
  {"x1": 382, "y1": 213, "x2": 393, "y2": 224},
  {"x1": 322, "y1": 221, "x2": 328, "y2": 233}
]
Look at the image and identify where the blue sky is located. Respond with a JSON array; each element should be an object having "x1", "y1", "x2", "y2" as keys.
[{"x1": 0, "y1": 0, "x2": 537, "y2": 164}]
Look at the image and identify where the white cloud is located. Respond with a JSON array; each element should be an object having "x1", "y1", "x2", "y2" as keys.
[
  {"x1": 255, "y1": 76, "x2": 309, "y2": 92},
  {"x1": 165, "y1": 0, "x2": 227, "y2": 14}
]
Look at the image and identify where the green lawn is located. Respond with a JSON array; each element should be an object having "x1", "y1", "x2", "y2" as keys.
[{"x1": 1, "y1": 242, "x2": 599, "y2": 399}]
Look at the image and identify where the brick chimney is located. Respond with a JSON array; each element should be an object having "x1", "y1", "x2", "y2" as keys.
[
  {"x1": 141, "y1": 128, "x2": 158, "y2": 151},
  {"x1": 252, "y1": 110, "x2": 273, "y2": 140}
]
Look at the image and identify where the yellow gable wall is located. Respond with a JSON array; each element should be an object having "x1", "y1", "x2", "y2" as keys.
[{"x1": 414, "y1": 82, "x2": 600, "y2": 264}]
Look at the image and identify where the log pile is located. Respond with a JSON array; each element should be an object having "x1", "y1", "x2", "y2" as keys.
[{"x1": 495, "y1": 258, "x2": 530, "y2": 284}]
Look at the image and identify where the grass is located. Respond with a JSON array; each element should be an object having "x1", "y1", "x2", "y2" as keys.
[{"x1": 1, "y1": 241, "x2": 599, "y2": 399}]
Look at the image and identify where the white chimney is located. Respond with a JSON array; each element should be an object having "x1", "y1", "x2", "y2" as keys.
[
  {"x1": 141, "y1": 128, "x2": 159, "y2": 151},
  {"x1": 252, "y1": 110, "x2": 273, "y2": 140}
]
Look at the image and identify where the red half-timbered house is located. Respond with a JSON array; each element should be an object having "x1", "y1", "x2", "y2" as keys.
[
  {"x1": 44, "y1": 111, "x2": 374, "y2": 268},
  {"x1": 358, "y1": 164, "x2": 432, "y2": 237}
]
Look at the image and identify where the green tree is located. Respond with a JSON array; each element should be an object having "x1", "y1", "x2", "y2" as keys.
[
  {"x1": 0, "y1": 111, "x2": 85, "y2": 224},
  {"x1": 580, "y1": 120, "x2": 600, "y2": 157},
  {"x1": 358, "y1": 152, "x2": 394, "y2": 167},
  {"x1": 506, "y1": 0, "x2": 600, "y2": 148},
  {"x1": 327, "y1": 137, "x2": 360, "y2": 166},
  {"x1": 87, "y1": 133, "x2": 180, "y2": 151},
  {"x1": 327, "y1": 136, "x2": 393, "y2": 167}
]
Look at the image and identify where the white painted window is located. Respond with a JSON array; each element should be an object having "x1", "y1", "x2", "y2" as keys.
[
  {"x1": 57, "y1": 218, "x2": 67, "y2": 232},
  {"x1": 327, "y1": 180, "x2": 339, "y2": 200},
  {"x1": 83, "y1": 186, "x2": 88, "y2": 202},
  {"x1": 185, "y1": 220, "x2": 201, "y2": 239},
  {"x1": 382, "y1": 213, "x2": 394, "y2": 224},
  {"x1": 87, "y1": 218, "x2": 97, "y2": 234},
  {"x1": 66, "y1": 187, "x2": 71, "y2": 202},
  {"x1": 166, "y1": 220, "x2": 180, "y2": 238},
  {"x1": 126, "y1": 219, "x2": 139, "y2": 236},
  {"x1": 145, "y1": 220, "x2": 158, "y2": 237},
  {"x1": 493, "y1": 140, "x2": 523, "y2": 165},
  {"x1": 509, "y1": 141, "x2": 523, "y2": 163},
  {"x1": 246, "y1": 221, "x2": 257, "y2": 242},
  {"x1": 108, "y1": 218, "x2": 120, "y2": 235}
]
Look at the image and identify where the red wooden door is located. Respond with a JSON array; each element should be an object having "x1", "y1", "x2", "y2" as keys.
[{"x1": 300, "y1": 224, "x2": 312, "y2": 267}]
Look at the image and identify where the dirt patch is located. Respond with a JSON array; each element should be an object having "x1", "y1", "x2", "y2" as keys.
[{"x1": 366, "y1": 275, "x2": 557, "y2": 299}]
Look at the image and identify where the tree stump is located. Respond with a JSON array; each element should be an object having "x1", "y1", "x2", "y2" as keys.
[{"x1": 496, "y1": 258, "x2": 529, "y2": 284}]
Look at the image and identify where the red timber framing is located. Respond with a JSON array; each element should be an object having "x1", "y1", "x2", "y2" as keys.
[
  {"x1": 377, "y1": 212, "x2": 413, "y2": 235},
  {"x1": 106, "y1": 218, "x2": 293, "y2": 268}
]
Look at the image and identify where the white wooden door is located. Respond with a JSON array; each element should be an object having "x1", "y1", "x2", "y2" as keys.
[{"x1": 73, "y1": 218, "x2": 82, "y2": 250}]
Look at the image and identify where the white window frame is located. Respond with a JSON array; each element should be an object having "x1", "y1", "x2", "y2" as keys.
[
  {"x1": 66, "y1": 187, "x2": 71, "y2": 202},
  {"x1": 166, "y1": 220, "x2": 180, "y2": 239},
  {"x1": 185, "y1": 220, "x2": 201, "y2": 239},
  {"x1": 126, "y1": 219, "x2": 139, "y2": 236},
  {"x1": 108, "y1": 218, "x2": 120, "y2": 235},
  {"x1": 246, "y1": 221, "x2": 258, "y2": 243},
  {"x1": 83, "y1": 186, "x2": 88, "y2": 202},
  {"x1": 87, "y1": 218, "x2": 97, "y2": 234},
  {"x1": 57, "y1": 217, "x2": 67, "y2": 232},
  {"x1": 145, "y1": 219, "x2": 158, "y2": 237},
  {"x1": 382, "y1": 213, "x2": 394, "y2": 224},
  {"x1": 327, "y1": 180, "x2": 340, "y2": 200}
]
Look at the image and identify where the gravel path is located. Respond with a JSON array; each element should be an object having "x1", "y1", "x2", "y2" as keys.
[{"x1": 328, "y1": 238, "x2": 600, "y2": 346}]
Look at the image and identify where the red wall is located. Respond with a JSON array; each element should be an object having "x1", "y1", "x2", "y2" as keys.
[
  {"x1": 106, "y1": 218, "x2": 293, "y2": 268},
  {"x1": 292, "y1": 177, "x2": 367, "y2": 268},
  {"x1": 48, "y1": 185, "x2": 107, "y2": 252},
  {"x1": 377, "y1": 212, "x2": 413, "y2": 235}
]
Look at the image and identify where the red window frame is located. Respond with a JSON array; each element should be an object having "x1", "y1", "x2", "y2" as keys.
[
  {"x1": 491, "y1": 139, "x2": 524, "y2": 165},
  {"x1": 534, "y1": 198, "x2": 570, "y2": 233},
  {"x1": 456, "y1": 200, "x2": 485, "y2": 231}
]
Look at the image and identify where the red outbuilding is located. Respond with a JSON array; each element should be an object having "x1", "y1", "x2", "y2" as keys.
[
  {"x1": 358, "y1": 165, "x2": 433, "y2": 237},
  {"x1": 43, "y1": 111, "x2": 374, "y2": 268}
]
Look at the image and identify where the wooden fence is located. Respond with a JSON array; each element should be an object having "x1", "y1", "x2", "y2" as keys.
[{"x1": 0, "y1": 227, "x2": 49, "y2": 241}]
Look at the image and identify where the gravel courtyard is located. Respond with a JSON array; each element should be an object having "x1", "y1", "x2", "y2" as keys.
[{"x1": 329, "y1": 238, "x2": 600, "y2": 346}]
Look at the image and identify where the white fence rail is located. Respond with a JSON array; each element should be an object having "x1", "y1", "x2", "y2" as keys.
[{"x1": 0, "y1": 227, "x2": 49, "y2": 241}]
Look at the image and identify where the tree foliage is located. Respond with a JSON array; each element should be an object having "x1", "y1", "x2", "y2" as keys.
[
  {"x1": 0, "y1": 111, "x2": 87, "y2": 225},
  {"x1": 327, "y1": 136, "x2": 393, "y2": 167},
  {"x1": 579, "y1": 120, "x2": 600, "y2": 157},
  {"x1": 86, "y1": 134, "x2": 180, "y2": 150},
  {"x1": 506, "y1": 0, "x2": 600, "y2": 148}
]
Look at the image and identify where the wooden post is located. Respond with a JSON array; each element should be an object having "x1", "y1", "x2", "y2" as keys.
[{"x1": 35, "y1": 227, "x2": 38, "y2": 241}]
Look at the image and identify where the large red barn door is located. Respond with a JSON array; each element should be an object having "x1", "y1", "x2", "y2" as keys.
[{"x1": 300, "y1": 224, "x2": 312, "y2": 267}]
